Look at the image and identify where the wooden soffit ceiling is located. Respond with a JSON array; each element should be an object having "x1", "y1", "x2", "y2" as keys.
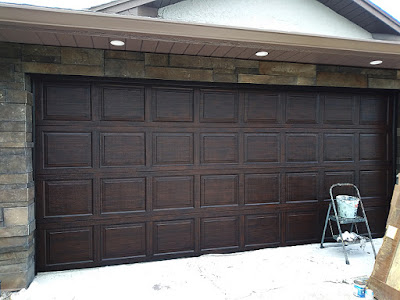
[{"x1": 0, "y1": 3, "x2": 400, "y2": 69}]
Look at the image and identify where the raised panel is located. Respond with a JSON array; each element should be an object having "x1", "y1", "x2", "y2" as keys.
[
  {"x1": 360, "y1": 170, "x2": 387, "y2": 198},
  {"x1": 101, "y1": 178, "x2": 146, "y2": 213},
  {"x1": 245, "y1": 133, "x2": 279, "y2": 163},
  {"x1": 43, "y1": 132, "x2": 92, "y2": 168},
  {"x1": 200, "y1": 90, "x2": 238, "y2": 122},
  {"x1": 153, "y1": 176, "x2": 194, "y2": 209},
  {"x1": 286, "y1": 134, "x2": 318, "y2": 162},
  {"x1": 102, "y1": 87, "x2": 144, "y2": 121},
  {"x1": 102, "y1": 223, "x2": 146, "y2": 260},
  {"x1": 201, "y1": 134, "x2": 238, "y2": 164},
  {"x1": 44, "y1": 180, "x2": 92, "y2": 217},
  {"x1": 152, "y1": 88, "x2": 194, "y2": 122},
  {"x1": 360, "y1": 96, "x2": 387, "y2": 125},
  {"x1": 323, "y1": 171, "x2": 355, "y2": 199},
  {"x1": 245, "y1": 174, "x2": 280, "y2": 204},
  {"x1": 154, "y1": 220, "x2": 195, "y2": 255},
  {"x1": 286, "y1": 93, "x2": 318, "y2": 124},
  {"x1": 286, "y1": 173, "x2": 318, "y2": 202},
  {"x1": 286, "y1": 212, "x2": 318, "y2": 243},
  {"x1": 153, "y1": 133, "x2": 193, "y2": 165},
  {"x1": 101, "y1": 133, "x2": 145, "y2": 167},
  {"x1": 360, "y1": 133, "x2": 387, "y2": 161},
  {"x1": 362, "y1": 207, "x2": 388, "y2": 235},
  {"x1": 245, "y1": 92, "x2": 281, "y2": 123},
  {"x1": 201, "y1": 217, "x2": 239, "y2": 250},
  {"x1": 323, "y1": 134, "x2": 355, "y2": 162},
  {"x1": 323, "y1": 95, "x2": 355, "y2": 125},
  {"x1": 201, "y1": 175, "x2": 238, "y2": 207},
  {"x1": 43, "y1": 84, "x2": 91, "y2": 121},
  {"x1": 245, "y1": 214, "x2": 280, "y2": 246},
  {"x1": 46, "y1": 228, "x2": 93, "y2": 265}
]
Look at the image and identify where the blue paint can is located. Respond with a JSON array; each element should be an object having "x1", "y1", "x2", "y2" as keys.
[{"x1": 354, "y1": 279, "x2": 366, "y2": 298}]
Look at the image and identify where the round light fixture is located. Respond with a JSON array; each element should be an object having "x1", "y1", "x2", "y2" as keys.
[
  {"x1": 255, "y1": 51, "x2": 269, "y2": 57},
  {"x1": 110, "y1": 40, "x2": 125, "y2": 47},
  {"x1": 370, "y1": 60, "x2": 383, "y2": 65}
]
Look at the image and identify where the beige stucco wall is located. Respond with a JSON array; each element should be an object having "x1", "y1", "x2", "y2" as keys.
[{"x1": 0, "y1": 41, "x2": 399, "y2": 291}]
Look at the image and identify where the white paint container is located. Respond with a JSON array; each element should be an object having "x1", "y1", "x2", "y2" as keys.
[
  {"x1": 336, "y1": 195, "x2": 359, "y2": 218},
  {"x1": 365, "y1": 289, "x2": 374, "y2": 300},
  {"x1": 354, "y1": 279, "x2": 366, "y2": 297}
]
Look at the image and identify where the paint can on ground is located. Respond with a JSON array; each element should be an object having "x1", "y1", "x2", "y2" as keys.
[{"x1": 354, "y1": 279, "x2": 366, "y2": 298}]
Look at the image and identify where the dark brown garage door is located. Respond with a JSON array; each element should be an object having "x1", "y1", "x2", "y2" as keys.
[{"x1": 35, "y1": 77, "x2": 394, "y2": 271}]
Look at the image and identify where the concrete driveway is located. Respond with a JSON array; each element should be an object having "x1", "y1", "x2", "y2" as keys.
[{"x1": 9, "y1": 238, "x2": 382, "y2": 300}]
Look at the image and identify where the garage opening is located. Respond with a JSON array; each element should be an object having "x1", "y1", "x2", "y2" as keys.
[{"x1": 34, "y1": 76, "x2": 395, "y2": 271}]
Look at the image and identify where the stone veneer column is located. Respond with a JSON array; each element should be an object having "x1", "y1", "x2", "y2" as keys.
[{"x1": 0, "y1": 43, "x2": 35, "y2": 290}]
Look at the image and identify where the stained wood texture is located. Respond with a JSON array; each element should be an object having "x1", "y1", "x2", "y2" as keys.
[{"x1": 35, "y1": 78, "x2": 394, "y2": 271}]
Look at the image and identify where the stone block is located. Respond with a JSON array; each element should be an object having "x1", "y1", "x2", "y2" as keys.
[
  {"x1": 0, "y1": 121, "x2": 28, "y2": 133},
  {"x1": 0, "y1": 263, "x2": 34, "y2": 291},
  {"x1": 238, "y1": 74, "x2": 297, "y2": 85},
  {"x1": 22, "y1": 44, "x2": 59, "y2": 57},
  {"x1": 297, "y1": 77, "x2": 316, "y2": 86},
  {"x1": 0, "y1": 235, "x2": 30, "y2": 253},
  {"x1": 234, "y1": 59, "x2": 259, "y2": 69},
  {"x1": 105, "y1": 50, "x2": 144, "y2": 61},
  {"x1": 0, "y1": 187, "x2": 33, "y2": 203},
  {"x1": 397, "y1": 70, "x2": 400, "y2": 79},
  {"x1": 368, "y1": 78, "x2": 400, "y2": 89},
  {"x1": 235, "y1": 67, "x2": 259, "y2": 75},
  {"x1": 145, "y1": 53, "x2": 168, "y2": 66},
  {"x1": 105, "y1": 59, "x2": 145, "y2": 78},
  {"x1": 0, "y1": 82, "x2": 25, "y2": 90},
  {"x1": 6, "y1": 90, "x2": 32, "y2": 105},
  {"x1": 0, "y1": 132, "x2": 31, "y2": 144},
  {"x1": 316, "y1": 72, "x2": 367, "y2": 88},
  {"x1": 213, "y1": 72, "x2": 237, "y2": 83},
  {"x1": 0, "y1": 89, "x2": 5, "y2": 102},
  {"x1": 0, "y1": 221, "x2": 34, "y2": 238},
  {"x1": 260, "y1": 61, "x2": 316, "y2": 78},
  {"x1": 0, "y1": 246, "x2": 33, "y2": 262},
  {"x1": 169, "y1": 55, "x2": 213, "y2": 69},
  {"x1": 61, "y1": 48, "x2": 103, "y2": 66},
  {"x1": 3, "y1": 206, "x2": 29, "y2": 226},
  {"x1": 145, "y1": 66, "x2": 213, "y2": 82},
  {"x1": 361, "y1": 68, "x2": 397, "y2": 79},
  {"x1": 0, "y1": 104, "x2": 27, "y2": 121},
  {"x1": 0, "y1": 43, "x2": 21, "y2": 59},
  {"x1": 0, "y1": 64, "x2": 15, "y2": 82},
  {"x1": 0, "y1": 173, "x2": 32, "y2": 185}
]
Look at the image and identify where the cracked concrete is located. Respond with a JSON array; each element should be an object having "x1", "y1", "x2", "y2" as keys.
[{"x1": 10, "y1": 239, "x2": 382, "y2": 300}]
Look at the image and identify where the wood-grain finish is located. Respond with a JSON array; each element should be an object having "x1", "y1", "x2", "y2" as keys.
[{"x1": 35, "y1": 77, "x2": 394, "y2": 271}]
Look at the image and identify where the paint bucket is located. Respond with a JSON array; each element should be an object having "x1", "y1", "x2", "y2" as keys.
[
  {"x1": 354, "y1": 279, "x2": 366, "y2": 298},
  {"x1": 336, "y1": 195, "x2": 359, "y2": 218},
  {"x1": 365, "y1": 288, "x2": 374, "y2": 300}
]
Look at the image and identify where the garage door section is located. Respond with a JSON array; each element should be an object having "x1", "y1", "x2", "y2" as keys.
[{"x1": 35, "y1": 78, "x2": 394, "y2": 271}]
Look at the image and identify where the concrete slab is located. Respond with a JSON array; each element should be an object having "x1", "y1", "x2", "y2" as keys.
[{"x1": 9, "y1": 238, "x2": 382, "y2": 300}]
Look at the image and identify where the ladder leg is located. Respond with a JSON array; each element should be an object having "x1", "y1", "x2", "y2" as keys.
[
  {"x1": 336, "y1": 221, "x2": 350, "y2": 265},
  {"x1": 364, "y1": 219, "x2": 376, "y2": 258},
  {"x1": 320, "y1": 204, "x2": 332, "y2": 248}
]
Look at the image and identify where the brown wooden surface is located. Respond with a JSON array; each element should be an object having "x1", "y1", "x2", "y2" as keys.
[{"x1": 35, "y1": 77, "x2": 395, "y2": 271}]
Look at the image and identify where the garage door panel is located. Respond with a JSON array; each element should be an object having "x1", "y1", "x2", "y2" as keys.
[
  {"x1": 286, "y1": 93, "x2": 319, "y2": 124},
  {"x1": 323, "y1": 94, "x2": 356, "y2": 125},
  {"x1": 201, "y1": 216, "x2": 239, "y2": 251},
  {"x1": 43, "y1": 132, "x2": 92, "y2": 169},
  {"x1": 102, "y1": 223, "x2": 146, "y2": 260},
  {"x1": 245, "y1": 174, "x2": 280, "y2": 205},
  {"x1": 201, "y1": 133, "x2": 239, "y2": 164},
  {"x1": 245, "y1": 133, "x2": 280, "y2": 163},
  {"x1": 100, "y1": 133, "x2": 145, "y2": 167},
  {"x1": 323, "y1": 171, "x2": 356, "y2": 199},
  {"x1": 285, "y1": 211, "x2": 319, "y2": 244},
  {"x1": 286, "y1": 173, "x2": 318, "y2": 203},
  {"x1": 152, "y1": 88, "x2": 194, "y2": 122},
  {"x1": 244, "y1": 214, "x2": 280, "y2": 247},
  {"x1": 153, "y1": 133, "x2": 194, "y2": 165},
  {"x1": 360, "y1": 170, "x2": 388, "y2": 199},
  {"x1": 200, "y1": 90, "x2": 238, "y2": 123},
  {"x1": 323, "y1": 133, "x2": 355, "y2": 162},
  {"x1": 360, "y1": 95, "x2": 388, "y2": 125},
  {"x1": 45, "y1": 227, "x2": 94, "y2": 266},
  {"x1": 153, "y1": 219, "x2": 195, "y2": 255},
  {"x1": 100, "y1": 178, "x2": 146, "y2": 214},
  {"x1": 42, "y1": 179, "x2": 93, "y2": 218},
  {"x1": 244, "y1": 91, "x2": 282, "y2": 123},
  {"x1": 42, "y1": 83, "x2": 91, "y2": 121},
  {"x1": 360, "y1": 133, "x2": 388, "y2": 161},
  {"x1": 286, "y1": 134, "x2": 318, "y2": 163},
  {"x1": 152, "y1": 176, "x2": 194, "y2": 210},
  {"x1": 101, "y1": 86, "x2": 145, "y2": 122},
  {"x1": 201, "y1": 175, "x2": 239, "y2": 207}
]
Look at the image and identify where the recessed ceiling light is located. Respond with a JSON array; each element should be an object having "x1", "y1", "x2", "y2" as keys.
[
  {"x1": 110, "y1": 40, "x2": 125, "y2": 47},
  {"x1": 370, "y1": 60, "x2": 383, "y2": 65},
  {"x1": 255, "y1": 51, "x2": 269, "y2": 57}
]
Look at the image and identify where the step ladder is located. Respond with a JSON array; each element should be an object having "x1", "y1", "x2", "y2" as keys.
[{"x1": 320, "y1": 183, "x2": 376, "y2": 264}]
